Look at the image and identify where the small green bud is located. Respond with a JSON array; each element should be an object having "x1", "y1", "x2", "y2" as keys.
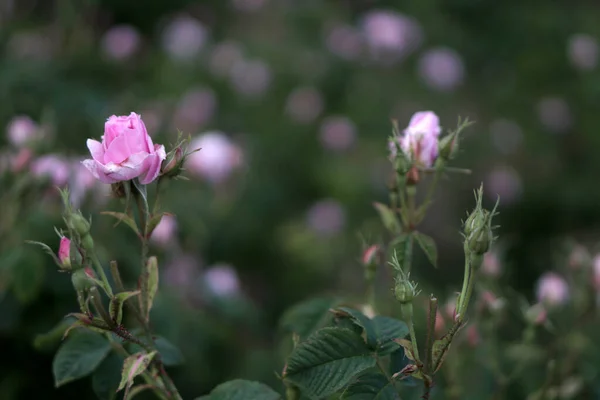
[
  {"x1": 463, "y1": 185, "x2": 499, "y2": 256},
  {"x1": 67, "y1": 212, "x2": 91, "y2": 237},
  {"x1": 80, "y1": 235, "x2": 94, "y2": 253},
  {"x1": 71, "y1": 267, "x2": 97, "y2": 292},
  {"x1": 394, "y1": 279, "x2": 417, "y2": 304}
]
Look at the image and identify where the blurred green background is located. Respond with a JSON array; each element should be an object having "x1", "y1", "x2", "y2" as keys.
[{"x1": 1, "y1": 0, "x2": 600, "y2": 398}]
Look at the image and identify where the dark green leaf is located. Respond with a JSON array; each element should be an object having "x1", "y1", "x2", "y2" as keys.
[
  {"x1": 199, "y1": 379, "x2": 280, "y2": 400},
  {"x1": 117, "y1": 351, "x2": 157, "y2": 392},
  {"x1": 280, "y1": 297, "x2": 341, "y2": 340},
  {"x1": 284, "y1": 327, "x2": 376, "y2": 399},
  {"x1": 140, "y1": 257, "x2": 158, "y2": 323},
  {"x1": 373, "y1": 203, "x2": 401, "y2": 234},
  {"x1": 414, "y1": 232, "x2": 437, "y2": 268},
  {"x1": 155, "y1": 336, "x2": 185, "y2": 367},
  {"x1": 372, "y1": 316, "x2": 409, "y2": 355},
  {"x1": 341, "y1": 372, "x2": 400, "y2": 400},
  {"x1": 52, "y1": 331, "x2": 111, "y2": 387},
  {"x1": 332, "y1": 307, "x2": 376, "y2": 348},
  {"x1": 92, "y1": 351, "x2": 124, "y2": 400}
]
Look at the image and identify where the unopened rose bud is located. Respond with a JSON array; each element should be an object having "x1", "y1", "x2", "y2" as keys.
[
  {"x1": 438, "y1": 131, "x2": 460, "y2": 161},
  {"x1": 394, "y1": 278, "x2": 417, "y2": 305},
  {"x1": 362, "y1": 245, "x2": 379, "y2": 279},
  {"x1": 67, "y1": 212, "x2": 91, "y2": 237},
  {"x1": 71, "y1": 268, "x2": 96, "y2": 292},
  {"x1": 58, "y1": 237, "x2": 71, "y2": 269},
  {"x1": 464, "y1": 185, "x2": 498, "y2": 256},
  {"x1": 161, "y1": 147, "x2": 184, "y2": 178},
  {"x1": 536, "y1": 272, "x2": 569, "y2": 307}
]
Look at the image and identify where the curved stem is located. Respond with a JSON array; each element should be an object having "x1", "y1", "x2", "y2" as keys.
[{"x1": 408, "y1": 322, "x2": 420, "y2": 361}]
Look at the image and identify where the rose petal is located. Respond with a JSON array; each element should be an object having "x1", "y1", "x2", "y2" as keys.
[
  {"x1": 105, "y1": 154, "x2": 149, "y2": 182},
  {"x1": 138, "y1": 145, "x2": 165, "y2": 184},
  {"x1": 82, "y1": 159, "x2": 119, "y2": 184},
  {"x1": 104, "y1": 134, "x2": 132, "y2": 164},
  {"x1": 86, "y1": 139, "x2": 105, "y2": 163},
  {"x1": 104, "y1": 115, "x2": 125, "y2": 148}
]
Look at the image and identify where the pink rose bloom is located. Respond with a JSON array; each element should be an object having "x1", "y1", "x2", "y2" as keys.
[
  {"x1": 58, "y1": 237, "x2": 70, "y2": 267},
  {"x1": 82, "y1": 113, "x2": 166, "y2": 184},
  {"x1": 536, "y1": 272, "x2": 569, "y2": 306},
  {"x1": 391, "y1": 111, "x2": 441, "y2": 167}
]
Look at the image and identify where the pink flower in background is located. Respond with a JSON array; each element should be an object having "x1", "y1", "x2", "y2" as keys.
[
  {"x1": 164, "y1": 254, "x2": 200, "y2": 289},
  {"x1": 173, "y1": 88, "x2": 217, "y2": 133},
  {"x1": 186, "y1": 132, "x2": 243, "y2": 184},
  {"x1": 151, "y1": 215, "x2": 177, "y2": 247},
  {"x1": 362, "y1": 245, "x2": 379, "y2": 265},
  {"x1": 11, "y1": 148, "x2": 33, "y2": 172},
  {"x1": 161, "y1": 15, "x2": 207, "y2": 61},
  {"x1": 6, "y1": 116, "x2": 41, "y2": 147},
  {"x1": 482, "y1": 252, "x2": 502, "y2": 277},
  {"x1": 361, "y1": 10, "x2": 422, "y2": 60},
  {"x1": 467, "y1": 325, "x2": 481, "y2": 347},
  {"x1": 319, "y1": 116, "x2": 357, "y2": 152},
  {"x1": 69, "y1": 159, "x2": 98, "y2": 207},
  {"x1": 209, "y1": 41, "x2": 245, "y2": 77},
  {"x1": 325, "y1": 24, "x2": 363, "y2": 61},
  {"x1": 489, "y1": 118, "x2": 523, "y2": 155},
  {"x1": 593, "y1": 254, "x2": 600, "y2": 289},
  {"x1": 567, "y1": 34, "x2": 598, "y2": 71},
  {"x1": 391, "y1": 111, "x2": 441, "y2": 167},
  {"x1": 485, "y1": 165, "x2": 522, "y2": 205},
  {"x1": 101, "y1": 25, "x2": 141, "y2": 61},
  {"x1": 82, "y1": 113, "x2": 166, "y2": 184},
  {"x1": 229, "y1": 59, "x2": 272, "y2": 97},
  {"x1": 285, "y1": 87, "x2": 324, "y2": 124},
  {"x1": 58, "y1": 237, "x2": 70, "y2": 267},
  {"x1": 306, "y1": 199, "x2": 346, "y2": 236},
  {"x1": 434, "y1": 311, "x2": 445, "y2": 336},
  {"x1": 31, "y1": 155, "x2": 70, "y2": 186},
  {"x1": 418, "y1": 47, "x2": 465, "y2": 91},
  {"x1": 537, "y1": 96, "x2": 572, "y2": 133},
  {"x1": 204, "y1": 264, "x2": 240, "y2": 297},
  {"x1": 536, "y1": 272, "x2": 569, "y2": 306}
]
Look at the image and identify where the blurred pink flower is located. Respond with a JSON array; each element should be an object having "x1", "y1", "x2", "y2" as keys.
[
  {"x1": 536, "y1": 272, "x2": 569, "y2": 306},
  {"x1": 11, "y1": 148, "x2": 33, "y2": 172},
  {"x1": 285, "y1": 87, "x2": 324, "y2": 124},
  {"x1": 161, "y1": 15, "x2": 207, "y2": 61},
  {"x1": 319, "y1": 116, "x2": 357, "y2": 152},
  {"x1": 489, "y1": 118, "x2": 523, "y2": 155},
  {"x1": 467, "y1": 325, "x2": 480, "y2": 347},
  {"x1": 100, "y1": 25, "x2": 141, "y2": 61},
  {"x1": 306, "y1": 199, "x2": 346, "y2": 236},
  {"x1": 173, "y1": 88, "x2": 217, "y2": 133},
  {"x1": 82, "y1": 113, "x2": 166, "y2": 184},
  {"x1": 232, "y1": 0, "x2": 267, "y2": 12},
  {"x1": 390, "y1": 111, "x2": 441, "y2": 168},
  {"x1": 164, "y1": 254, "x2": 199, "y2": 289},
  {"x1": 482, "y1": 252, "x2": 502, "y2": 277},
  {"x1": 418, "y1": 47, "x2": 465, "y2": 91},
  {"x1": 325, "y1": 24, "x2": 363, "y2": 61},
  {"x1": 567, "y1": 34, "x2": 598, "y2": 71},
  {"x1": 434, "y1": 311, "x2": 445, "y2": 336},
  {"x1": 537, "y1": 97, "x2": 572, "y2": 133},
  {"x1": 31, "y1": 155, "x2": 70, "y2": 186},
  {"x1": 362, "y1": 245, "x2": 379, "y2": 266},
  {"x1": 485, "y1": 165, "x2": 522, "y2": 205},
  {"x1": 69, "y1": 159, "x2": 98, "y2": 207},
  {"x1": 229, "y1": 59, "x2": 272, "y2": 97},
  {"x1": 151, "y1": 215, "x2": 178, "y2": 247},
  {"x1": 360, "y1": 10, "x2": 423, "y2": 62},
  {"x1": 204, "y1": 264, "x2": 241, "y2": 297},
  {"x1": 209, "y1": 41, "x2": 245, "y2": 77},
  {"x1": 186, "y1": 132, "x2": 243, "y2": 184},
  {"x1": 6, "y1": 116, "x2": 41, "y2": 147}
]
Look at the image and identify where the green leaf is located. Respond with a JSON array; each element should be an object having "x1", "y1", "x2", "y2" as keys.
[
  {"x1": 331, "y1": 308, "x2": 376, "y2": 348},
  {"x1": 199, "y1": 379, "x2": 281, "y2": 400},
  {"x1": 101, "y1": 211, "x2": 140, "y2": 236},
  {"x1": 52, "y1": 331, "x2": 111, "y2": 387},
  {"x1": 155, "y1": 336, "x2": 185, "y2": 367},
  {"x1": 33, "y1": 318, "x2": 75, "y2": 351},
  {"x1": 140, "y1": 257, "x2": 159, "y2": 323},
  {"x1": 414, "y1": 232, "x2": 437, "y2": 268},
  {"x1": 117, "y1": 351, "x2": 157, "y2": 392},
  {"x1": 280, "y1": 297, "x2": 341, "y2": 340},
  {"x1": 125, "y1": 384, "x2": 156, "y2": 399},
  {"x1": 431, "y1": 323, "x2": 462, "y2": 373},
  {"x1": 92, "y1": 351, "x2": 124, "y2": 400},
  {"x1": 284, "y1": 327, "x2": 376, "y2": 399},
  {"x1": 372, "y1": 316, "x2": 409, "y2": 355},
  {"x1": 341, "y1": 372, "x2": 400, "y2": 400},
  {"x1": 109, "y1": 291, "x2": 140, "y2": 325},
  {"x1": 373, "y1": 203, "x2": 401, "y2": 234}
]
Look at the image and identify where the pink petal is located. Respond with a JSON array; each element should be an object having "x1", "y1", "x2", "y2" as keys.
[
  {"x1": 81, "y1": 159, "x2": 118, "y2": 184},
  {"x1": 104, "y1": 134, "x2": 132, "y2": 164},
  {"x1": 138, "y1": 146, "x2": 165, "y2": 184},
  {"x1": 104, "y1": 115, "x2": 125, "y2": 148},
  {"x1": 86, "y1": 139, "x2": 105, "y2": 163}
]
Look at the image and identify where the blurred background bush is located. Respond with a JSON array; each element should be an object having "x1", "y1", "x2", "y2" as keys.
[{"x1": 1, "y1": 0, "x2": 600, "y2": 399}]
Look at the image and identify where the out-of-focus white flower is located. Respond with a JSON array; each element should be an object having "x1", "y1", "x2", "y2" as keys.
[
  {"x1": 186, "y1": 132, "x2": 243, "y2": 184},
  {"x1": 537, "y1": 97, "x2": 572, "y2": 134},
  {"x1": 325, "y1": 24, "x2": 363, "y2": 61},
  {"x1": 360, "y1": 10, "x2": 423, "y2": 61},
  {"x1": 6, "y1": 116, "x2": 41, "y2": 147},
  {"x1": 229, "y1": 59, "x2": 272, "y2": 97},
  {"x1": 173, "y1": 88, "x2": 217, "y2": 132},
  {"x1": 306, "y1": 199, "x2": 346, "y2": 236},
  {"x1": 418, "y1": 47, "x2": 465, "y2": 91},
  {"x1": 536, "y1": 272, "x2": 569, "y2": 306},
  {"x1": 101, "y1": 25, "x2": 141, "y2": 61},
  {"x1": 489, "y1": 119, "x2": 523, "y2": 155},
  {"x1": 209, "y1": 41, "x2": 244, "y2": 77},
  {"x1": 31, "y1": 155, "x2": 70, "y2": 186},
  {"x1": 285, "y1": 87, "x2": 324, "y2": 124},
  {"x1": 485, "y1": 165, "x2": 522, "y2": 205},
  {"x1": 319, "y1": 116, "x2": 357, "y2": 152},
  {"x1": 151, "y1": 215, "x2": 178, "y2": 247},
  {"x1": 567, "y1": 34, "x2": 598, "y2": 71},
  {"x1": 161, "y1": 15, "x2": 207, "y2": 61},
  {"x1": 204, "y1": 264, "x2": 240, "y2": 297}
]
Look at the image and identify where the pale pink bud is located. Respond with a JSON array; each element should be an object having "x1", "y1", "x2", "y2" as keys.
[
  {"x1": 84, "y1": 266, "x2": 96, "y2": 280},
  {"x1": 6, "y1": 115, "x2": 41, "y2": 147},
  {"x1": 360, "y1": 10, "x2": 422, "y2": 62},
  {"x1": 151, "y1": 215, "x2": 177, "y2": 247},
  {"x1": 567, "y1": 34, "x2": 598, "y2": 71},
  {"x1": 482, "y1": 252, "x2": 502, "y2": 277},
  {"x1": 186, "y1": 132, "x2": 243, "y2": 184},
  {"x1": 58, "y1": 237, "x2": 71, "y2": 267},
  {"x1": 82, "y1": 113, "x2": 166, "y2": 184},
  {"x1": 536, "y1": 272, "x2": 569, "y2": 306},
  {"x1": 204, "y1": 264, "x2": 240, "y2": 297},
  {"x1": 395, "y1": 111, "x2": 441, "y2": 167},
  {"x1": 362, "y1": 245, "x2": 379, "y2": 266}
]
